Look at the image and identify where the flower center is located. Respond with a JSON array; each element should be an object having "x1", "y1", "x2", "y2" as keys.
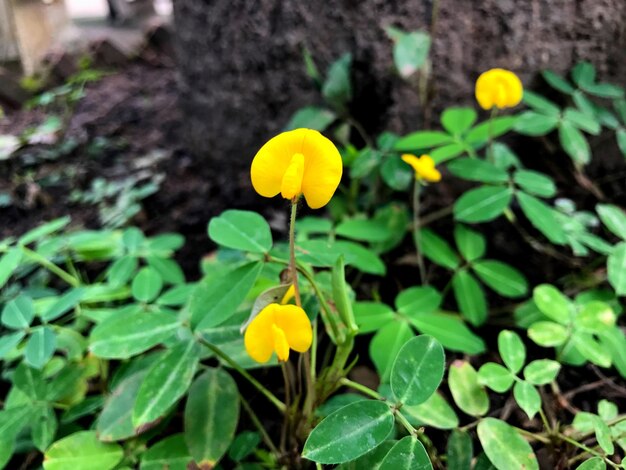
[
  {"x1": 281, "y1": 153, "x2": 305, "y2": 200},
  {"x1": 271, "y1": 323, "x2": 290, "y2": 362}
]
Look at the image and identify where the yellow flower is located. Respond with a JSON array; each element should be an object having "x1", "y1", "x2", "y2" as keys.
[
  {"x1": 244, "y1": 303, "x2": 312, "y2": 363},
  {"x1": 250, "y1": 128, "x2": 343, "y2": 209},
  {"x1": 475, "y1": 68, "x2": 523, "y2": 110},
  {"x1": 401, "y1": 154, "x2": 441, "y2": 182}
]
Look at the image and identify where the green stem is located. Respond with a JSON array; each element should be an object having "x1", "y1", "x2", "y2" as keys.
[
  {"x1": 394, "y1": 409, "x2": 420, "y2": 437},
  {"x1": 339, "y1": 377, "x2": 382, "y2": 400},
  {"x1": 412, "y1": 180, "x2": 427, "y2": 284},
  {"x1": 513, "y1": 426, "x2": 551, "y2": 444},
  {"x1": 20, "y1": 246, "x2": 80, "y2": 287},
  {"x1": 239, "y1": 394, "x2": 280, "y2": 456},
  {"x1": 539, "y1": 408, "x2": 553, "y2": 435},
  {"x1": 289, "y1": 200, "x2": 302, "y2": 307},
  {"x1": 558, "y1": 433, "x2": 620, "y2": 468},
  {"x1": 195, "y1": 335, "x2": 286, "y2": 413}
]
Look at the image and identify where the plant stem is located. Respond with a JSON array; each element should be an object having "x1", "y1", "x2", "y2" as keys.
[
  {"x1": 289, "y1": 199, "x2": 302, "y2": 307},
  {"x1": 20, "y1": 246, "x2": 80, "y2": 287},
  {"x1": 558, "y1": 433, "x2": 620, "y2": 468},
  {"x1": 339, "y1": 377, "x2": 382, "y2": 400},
  {"x1": 394, "y1": 409, "x2": 421, "y2": 437},
  {"x1": 280, "y1": 363, "x2": 292, "y2": 451},
  {"x1": 195, "y1": 335, "x2": 286, "y2": 413},
  {"x1": 239, "y1": 394, "x2": 280, "y2": 456},
  {"x1": 513, "y1": 426, "x2": 552, "y2": 444},
  {"x1": 539, "y1": 408, "x2": 553, "y2": 435},
  {"x1": 487, "y1": 107, "x2": 497, "y2": 163},
  {"x1": 412, "y1": 181, "x2": 427, "y2": 284}
]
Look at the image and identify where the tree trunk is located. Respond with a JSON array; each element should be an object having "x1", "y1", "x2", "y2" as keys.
[{"x1": 173, "y1": 0, "x2": 626, "y2": 167}]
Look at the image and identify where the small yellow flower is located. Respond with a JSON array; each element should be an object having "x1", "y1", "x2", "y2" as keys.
[
  {"x1": 401, "y1": 154, "x2": 441, "y2": 182},
  {"x1": 250, "y1": 128, "x2": 343, "y2": 209},
  {"x1": 244, "y1": 303, "x2": 312, "y2": 363},
  {"x1": 475, "y1": 68, "x2": 523, "y2": 110}
]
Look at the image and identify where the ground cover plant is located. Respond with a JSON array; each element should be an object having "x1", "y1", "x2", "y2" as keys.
[{"x1": 0, "y1": 26, "x2": 625, "y2": 470}]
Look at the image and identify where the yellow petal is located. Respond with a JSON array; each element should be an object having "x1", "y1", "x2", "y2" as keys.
[
  {"x1": 280, "y1": 153, "x2": 305, "y2": 199},
  {"x1": 274, "y1": 304, "x2": 313, "y2": 353},
  {"x1": 475, "y1": 68, "x2": 523, "y2": 110},
  {"x1": 251, "y1": 129, "x2": 312, "y2": 198},
  {"x1": 272, "y1": 324, "x2": 290, "y2": 362},
  {"x1": 299, "y1": 130, "x2": 343, "y2": 209},
  {"x1": 244, "y1": 305, "x2": 276, "y2": 363}
]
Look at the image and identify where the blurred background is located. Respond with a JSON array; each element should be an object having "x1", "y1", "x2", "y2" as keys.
[{"x1": 0, "y1": 0, "x2": 625, "y2": 273}]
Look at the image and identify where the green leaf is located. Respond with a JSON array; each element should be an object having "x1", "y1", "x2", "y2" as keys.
[
  {"x1": 447, "y1": 158, "x2": 509, "y2": 184},
  {"x1": 465, "y1": 116, "x2": 518, "y2": 147},
  {"x1": 514, "y1": 111, "x2": 559, "y2": 136},
  {"x1": 616, "y1": 128, "x2": 626, "y2": 157},
  {"x1": 228, "y1": 432, "x2": 261, "y2": 462},
  {"x1": 381, "y1": 155, "x2": 413, "y2": 191},
  {"x1": 322, "y1": 53, "x2": 352, "y2": 111},
  {"x1": 575, "y1": 301, "x2": 616, "y2": 333},
  {"x1": 573, "y1": 332, "x2": 612, "y2": 368},
  {"x1": 477, "y1": 363, "x2": 515, "y2": 393},
  {"x1": 517, "y1": 192, "x2": 567, "y2": 244},
  {"x1": 185, "y1": 369, "x2": 239, "y2": 467},
  {"x1": 336, "y1": 441, "x2": 396, "y2": 470},
  {"x1": 523, "y1": 360, "x2": 561, "y2": 385},
  {"x1": 513, "y1": 170, "x2": 556, "y2": 198},
  {"x1": 191, "y1": 262, "x2": 263, "y2": 330},
  {"x1": 454, "y1": 186, "x2": 513, "y2": 223},
  {"x1": 0, "y1": 248, "x2": 23, "y2": 289},
  {"x1": 89, "y1": 310, "x2": 179, "y2": 359},
  {"x1": 131, "y1": 267, "x2": 163, "y2": 303},
  {"x1": 46, "y1": 365, "x2": 85, "y2": 402},
  {"x1": 389, "y1": 29, "x2": 431, "y2": 79},
  {"x1": 430, "y1": 143, "x2": 465, "y2": 163},
  {"x1": 401, "y1": 392, "x2": 459, "y2": 430},
  {"x1": 0, "y1": 405, "x2": 33, "y2": 444},
  {"x1": 607, "y1": 242, "x2": 626, "y2": 295},
  {"x1": 542, "y1": 70, "x2": 575, "y2": 94},
  {"x1": 370, "y1": 322, "x2": 414, "y2": 383},
  {"x1": 498, "y1": 330, "x2": 526, "y2": 374},
  {"x1": 576, "y1": 457, "x2": 606, "y2": 470},
  {"x1": 379, "y1": 435, "x2": 432, "y2": 470},
  {"x1": 133, "y1": 340, "x2": 199, "y2": 427},
  {"x1": 394, "y1": 131, "x2": 453, "y2": 152},
  {"x1": 563, "y1": 108, "x2": 601, "y2": 135},
  {"x1": 447, "y1": 430, "x2": 473, "y2": 470},
  {"x1": 596, "y1": 204, "x2": 626, "y2": 240},
  {"x1": 208, "y1": 210, "x2": 272, "y2": 254},
  {"x1": 528, "y1": 321, "x2": 569, "y2": 347},
  {"x1": 354, "y1": 302, "x2": 395, "y2": 334},
  {"x1": 448, "y1": 361, "x2": 489, "y2": 417},
  {"x1": 592, "y1": 417, "x2": 614, "y2": 455},
  {"x1": 284, "y1": 106, "x2": 336, "y2": 132},
  {"x1": 351, "y1": 147, "x2": 382, "y2": 179},
  {"x1": 25, "y1": 326, "x2": 56, "y2": 369},
  {"x1": 391, "y1": 335, "x2": 444, "y2": 406},
  {"x1": 156, "y1": 284, "x2": 194, "y2": 307},
  {"x1": 336, "y1": 240, "x2": 387, "y2": 275},
  {"x1": 441, "y1": 107, "x2": 477, "y2": 135},
  {"x1": 583, "y1": 82, "x2": 624, "y2": 99},
  {"x1": 513, "y1": 381, "x2": 541, "y2": 419},
  {"x1": 42, "y1": 288, "x2": 86, "y2": 322},
  {"x1": 473, "y1": 260, "x2": 528, "y2": 298},
  {"x1": 409, "y1": 312, "x2": 486, "y2": 354},
  {"x1": 477, "y1": 418, "x2": 539, "y2": 470},
  {"x1": 302, "y1": 400, "x2": 394, "y2": 464},
  {"x1": 571, "y1": 62, "x2": 596, "y2": 88},
  {"x1": 336, "y1": 219, "x2": 392, "y2": 242},
  {"x1": 533, "y1": 284, "x2": 573, "y2": 324},
  {"x1": 32, "y1": 406, "x2": 58, "y2": 451},
  {"x1": 19, "y1": 217, "x2": 71, "y2": 246},
  {"x1": 0, "y1": 331, "x2": 25, "y2": 358},
  {"x1": 13, "y1": 362, "x2": 47, "y2": 399},
  {"x1": 140, "y1": 434, "x2": 191, "y2": 470},
  {"x1": 598, "y1": 328, "x2": 626, "y2": 379},
  {"x1": 418, "y1": 229, "x2": 460, "y2": 269},
  {"x1": 559, "y1": 121, "x2": 590, "y2": 165},
  {"x1": 452, "y1": 269, "x2": 487, "y2": 326},
  {"x1": 522, "y1": 91, "x2": 561, "y2": 116},
  {"x1": 395, "y1": 286, "x2": 442, "y2": 316},
  {"x1": 2, "y1": 294, "x2": 34, "y2": 329},
  {"x1": 97, "y1": 372, "x2": 147, "y2": 441},
  {"x1": 454, "y1": 225, "x2": 486, "y2": 261},
  {"x1": 147, "y1": 257, "x2": 185, "y2": 285},
  {"x1": 43, "y1": 431, "x2": 123, "y2": 470}
]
